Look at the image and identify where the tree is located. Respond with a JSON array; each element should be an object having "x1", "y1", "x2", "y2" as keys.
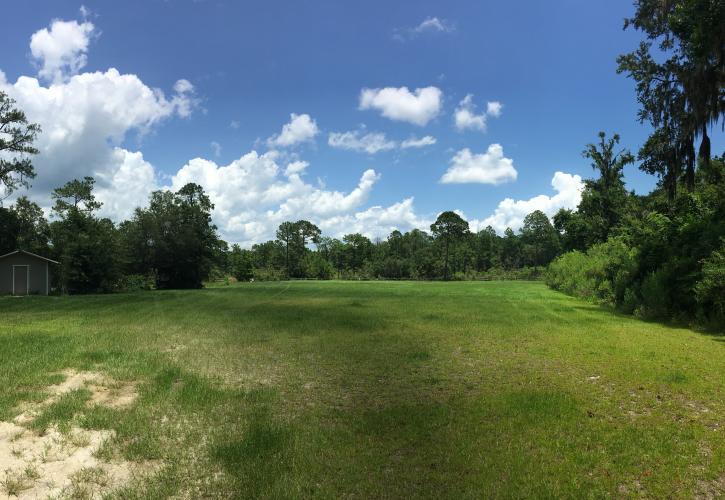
[
  {"x1": 122, "y1": 184, "x2": 222, "y2": 288},
  {"x1": 276, "y1": 221, "x2": 299, "y2": 277},
  {"x1": 500, "y1": 227, "x2": 522, "y2": 270},
  {"x1": 430, "y1": 211, "x2": 469, "y2": 280},
  {"x1": 0, "y1": 207, "x2": 20, "y2": 255},
  {"x1": 342, "y1": 233, "x2": 373, "y2": 274},
  {"x1": 229, "y1": 244, "x2": 254, "y2": 281},
  {"x1": 553, "y1": 208, "x2": 588, "y2": 252},
  {"x1": 296, "y1": 220, "x2": 321, "y2": 249},
  {"x1": 50, "y1": 177, "x2": 120, "y2": 293},
  {"x1": 578, "y1": 132, "x2": 634, "y2": 245},
  {"x1": 617, "y1": 0, "x2": 725, "y2": 192},
  {"x1": 520, "y1": 210, "x2": 561, "y2": 267},
  {"x1": 52, "y1": 176, "x2": 102, "y2": 214},
  {"x1": 474, "y1": 226, "x2": 501, "y2": 271},
  {"x1": 0, "y1": 91, "x2": 41, "y2": 202},
  {"x1": 12, "y1": 196, "x2": 50, "y2": 255}
]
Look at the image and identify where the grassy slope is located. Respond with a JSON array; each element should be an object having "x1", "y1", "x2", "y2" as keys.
[{"x1": 0, "y1": 281, "x2": 722, "y2": 498}]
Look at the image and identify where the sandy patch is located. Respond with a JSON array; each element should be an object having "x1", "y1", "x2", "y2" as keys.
[
  {"x1": 695, "y1": 474, "x2": 725, "y2": 500},
  {"x1": 0, "y1": 370, "x2": 144, "y2": 499},
  {"x1": 13, "y1": 370, "x2": 137, "y2": 425}
]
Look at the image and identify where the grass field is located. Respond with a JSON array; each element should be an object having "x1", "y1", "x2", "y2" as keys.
[{"x1": 0, "y1": 281, "x2": 723, "y2": 498}]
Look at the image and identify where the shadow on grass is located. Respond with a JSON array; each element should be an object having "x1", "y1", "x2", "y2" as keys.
[{"x1": 568, "y1": 302, "x2": 725, "y2": 341}]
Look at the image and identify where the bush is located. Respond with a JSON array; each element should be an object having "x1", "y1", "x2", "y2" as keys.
[
  {"x1": 304, "y1": 253, "x2": 334, "y2": 280},
  {"x1": 252, "y1": 268, "x2": 285, "y2": 281},
  {"x1": 695, "y1": 244, "x2": 725, "y2": 326},
  {"x1": 637, "y1": 270, "x2": 670, "y2": 319},
  {"x1": 545, "y1": 237, "x2": 637, "y2": 306},
  {"x1": 116, "y1": 273, "x2": 156, "y2": 292}
]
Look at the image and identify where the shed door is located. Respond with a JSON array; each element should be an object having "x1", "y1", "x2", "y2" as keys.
[{"x1": 13, "y1": 265, "x2": 29, "y2": 296}]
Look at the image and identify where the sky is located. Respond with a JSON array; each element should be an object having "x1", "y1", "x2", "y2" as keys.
[{"x1": 3, "y1": 0, "x2": 723, "y2": 246}]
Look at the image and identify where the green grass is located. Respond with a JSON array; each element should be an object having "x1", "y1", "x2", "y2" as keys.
[{"x1": 0, "y1": 281, "x2": 722, "y2": 498}]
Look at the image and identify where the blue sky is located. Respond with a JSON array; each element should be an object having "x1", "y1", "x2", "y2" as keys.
[{"x1": 3, "y1": 1, "x2": 723, "y2": 245}]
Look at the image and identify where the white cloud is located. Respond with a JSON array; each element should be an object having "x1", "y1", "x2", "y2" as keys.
[
  {"x1": 359, "y1": 86, "x2": 442, "y2": 126},
  {"x1": 454, "y1": 94, "x2": 502, "y2": 132},
  {"x1": 470, "y1": 172, "x2": 584, "y2": 233},
  {"x1": 0, "y1": 68, "x2": 197, "y2": 198},
  {"x1": 266, "y1": 113, "x2": 319, "y2": 148},
  {"x1": 401, "y1": 135, "x2": 436, "y2": 148},
  {"x1": 328, "y1": 130, "x2": 396, "y2": 154},
  {"x1": 454, "y1": 95, "x2": 485, "y2": 131},
  {"x1": 171, "y1": 79, "x2": 198, "y2": 118},
  {"x1": 413, "y1": 17, "x2": 455, "y2": 34},
  {"x1": 211, "y1": 141, "x2": 221, "y2": 157},
  {"x1": 30, "y1": 19, "x2": 96, "y2": 83},
  {"x1": 393, "y1": 17, "x2": 455, "y2": 41},
  {"x1": 284, "y1": 160, "x2": 308, "y2": 176},
  {"x1": 95, "y1": 148, "x2": 158, "y2": 220},
  {"x1": 320, "y1": 198, "x2": 431, "y2": 240},
  {"x1": 230, "y1": 120, "x2": 240, "y2": 129},
  {"x1": 487, "y1": 101, "x2": 503, "y2": 117},
  {"x1": 440, "y1": 144, "x2": 517, "y2": 185},
  {"x1": 168, "y1": 151, "x2": 427, "y2": 245}
]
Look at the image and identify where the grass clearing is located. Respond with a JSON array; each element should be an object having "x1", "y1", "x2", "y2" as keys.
[{"x1": 0, "y1": 281, "x2": 722, "y2": 498}]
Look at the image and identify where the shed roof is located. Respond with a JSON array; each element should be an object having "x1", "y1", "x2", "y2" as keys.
[{"x1": 0, "y1": 250, "x2": 59, "y2": 264}]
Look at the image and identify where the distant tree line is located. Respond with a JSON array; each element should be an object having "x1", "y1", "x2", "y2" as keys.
[{"x1": 226, "y1": 208, "x2": 561, "y2": 283}]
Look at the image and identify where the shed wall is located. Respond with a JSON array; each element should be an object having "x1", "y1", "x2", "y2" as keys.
[{"x1": 0, "y1": 254, "x2": 50, "y2": 295}]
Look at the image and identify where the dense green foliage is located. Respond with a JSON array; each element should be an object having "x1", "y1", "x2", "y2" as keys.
[
  {"x1": 547, "y1": 0, "x2": 725, "y2": 328},
  {"x1": 0, "y1": 281, "x2": 722, "y2": 497},
  {"x1": 120, "y1": 183, "x2": 224, "y2": 289}
]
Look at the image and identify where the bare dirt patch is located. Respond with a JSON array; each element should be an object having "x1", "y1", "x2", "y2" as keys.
[{"x1": 0, "y1": 370, "x2": 145, "y2": 499}]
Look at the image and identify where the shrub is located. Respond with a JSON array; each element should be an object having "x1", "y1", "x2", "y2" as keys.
[
  {"x1": 637, "y1": 270, "x2": 670, "y2": 319},
  {"x1": 695, "y1": 244, "x2": 725, "y2": 325},
  {"x1": 545, "y1": 238, "x2": 637, "y2": 307},
  {"x1": 116, "y1": 274, "x2": 156, "y2": 292},
  {"x1": 252, "y1": 268, "x2": 285, "y2": 281}
]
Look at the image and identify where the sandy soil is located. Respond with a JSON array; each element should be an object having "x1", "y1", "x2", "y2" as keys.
[{"x1": 0, "y1": 370, "x2": 144, "y2": 499}]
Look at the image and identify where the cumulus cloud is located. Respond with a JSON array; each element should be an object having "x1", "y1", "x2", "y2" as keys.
[
  {"x1": 401, "y1": 135, "x2": 436, "y2": 149},
  {"x1": 266, "y1": 113, "x2": 319, "y2": 148},
  {"x1": 168, "y1": 151, "x2": 425, "y2": 245},
  {"x1": 454, "y1": 94, "x2": 502, "y2": 132},
  {"x1": 359, "y1": 86, "x2": 442, "y2": 126},
  {"x1": 1, "y1": 13, "x2": 198, "y2": 220},
  {"x1": 30, "y1": 18, "x2": 96, "y2": 83},
  {"x1": 0, "y1": 69, "x2": 197, "y2": 201},
  {"x1": 284, "y1": 160, "x2": 309, "y2": 177},
  {"x1": 470, "y1": 172, "x2": 584, "y2": 233},
  {"x1": 328, "y1": 130, "x2": 396, "y2": 154},
  {"x1": 320, "y1": 198, "x2": 430, "y2": 240},
  {"x1": 440, "y1": 144, "x2": 517, "y2": 185},
  {"x1": 95, "y1": 148, "x2": 158, "y2": 220}
]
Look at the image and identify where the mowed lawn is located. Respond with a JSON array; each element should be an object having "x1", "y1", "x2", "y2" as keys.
[{"x1": 0, "y1": 281, "x2": 723, "y2": 498}]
